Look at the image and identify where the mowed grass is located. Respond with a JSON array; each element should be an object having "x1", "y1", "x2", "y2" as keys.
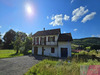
[
  {"x1": 0, "y1": 49, "x2": 23, "y2": 59},
  {"x1": 25, "y1": 58, "x2": 100, "y2": 75}
]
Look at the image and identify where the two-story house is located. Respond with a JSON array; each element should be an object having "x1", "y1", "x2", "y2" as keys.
[{"x1": 32, "y1": 28, "x2": 73, "y2": 57}]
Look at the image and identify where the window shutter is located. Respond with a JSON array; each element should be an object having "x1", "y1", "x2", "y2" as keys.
[
  {"x1": 37, "y1": 37, "x2": 39, "y2": 45},
  {"x1": 34, "y1": 37, "x2": 35, "y2": 44},
  {"x1": 48, "y1": 37, "x2": 50, "y2": 42},
  {"x1": 40, "y1": 37, "x2": 42, "y2": 45},
  {"x1": 44, "y1": 37, "x2": 46, "y2": 45},
  {"x1": 53, "y1": 36, "x2": 55, "y2": 42}
]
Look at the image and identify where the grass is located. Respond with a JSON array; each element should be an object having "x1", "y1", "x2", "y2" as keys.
[
  {"x1": 0, "y1": 49, "x2": 23, "y2": 58},
  {"x1": 25, "y1": 52, "x2": 100, "y2": 75},
  {"x1": 25, "y1": 56, "x2": 100, "y2": 75},
  {"x1": 0, "y1": 49, "x2": 32, "y2": 59}
]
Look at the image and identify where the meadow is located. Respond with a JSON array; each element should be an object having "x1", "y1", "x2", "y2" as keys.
[
  {"x1": 0, "y1": 49, "x2": 32, "y2": 59},
  {"x1": 0, "y1": 49, "x2": 24, "y2": 59}
]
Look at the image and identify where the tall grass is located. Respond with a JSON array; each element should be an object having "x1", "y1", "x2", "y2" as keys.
[{"x1": 25, "y1": 56, "x2": 100, "y2": 75}]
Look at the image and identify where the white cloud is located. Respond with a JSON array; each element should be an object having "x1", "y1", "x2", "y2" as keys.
[
  {"x1": 91, "y1": 35, "x2": 95, "y2": 37},
  {"x1": 63, "y1": 15, "x2": 70, "y2": 21},
  {"x1": 49, "y1": 14, "x2": 70, "y2": 26},
  {"x1": 97, "y1": 35, "x2": 100, "y2": 38},
  {"x1": 72, "y1": 6, "x2": 89, "y2": 22},
  {"x1": 91, "y1": 35, "x2": 100, "y2": 38},
  {"x1": 49, "y1": 14, "x2": 63, "y2": 26},
  {"x1": 63, "y1": 31, "x2": 66, "y2": 33},
  {"x1": 0, "y1": 26, "x2": 2, "y2": 28},
  {"x1": 47, "y1": 16, "x2": 49, "y2": 19},
  {"x1": 71, "y1": 0, "x2": 74, "y2": 3},
  {"x1": 81, "y1": 12, "x2": 96, "y2": 23},
  {"x1": 73, "y1": 28, "x2": 77, "y2": 31}
]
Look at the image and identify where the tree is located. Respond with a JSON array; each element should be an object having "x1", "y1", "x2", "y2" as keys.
[
  {"x1": 91, "y1": 45, "x2": 100, "y2": 50},
  {"x1": 14, "y1": 37, "x2": 22, "y2": 54},
  {"x1": 23, "y1": 37, "x2": 32, "y2": 54},
  {"x1": 0, "y1": 39, "x2": 2, "y2": 49},
  {"x1": 3, "y1": 29, "x2": 16, "y2": 49},
  {"x1": 28, "y1": 32, "x2": 32, "y2": 37},
  {"x1": 16, "y1": 31, "x2": 27, "y2": 42},
  {"x1": 0, "y1": 39, "x2": 2, "y2": 44}
]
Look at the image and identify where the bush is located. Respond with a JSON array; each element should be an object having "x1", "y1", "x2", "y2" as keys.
[
  {"x1": 85, "y1": 46, "x2": 91, "y2": 50},
  {"x1": 88, "y1": 50, "x2": 97, "y2": 55},
  {"x1": 79, "y1": 51, "x2": 88, "y2": 55}
]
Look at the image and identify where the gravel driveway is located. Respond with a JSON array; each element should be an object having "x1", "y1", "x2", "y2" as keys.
[{"x1": 0, "y1": 55, "x2": 44, "y2": 75}]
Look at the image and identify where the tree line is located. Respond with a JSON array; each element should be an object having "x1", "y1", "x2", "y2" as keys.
[{"x1": 0, "y1": 29, "x2": 32, "y2": 54}]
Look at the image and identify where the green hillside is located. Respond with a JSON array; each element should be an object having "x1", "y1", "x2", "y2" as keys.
[
  {"x1": 72, "y1": 37, "x2": 100, "y2": 46},
  {"x1": 72, "y1": 37, "x2": 100, "y2": 50}
]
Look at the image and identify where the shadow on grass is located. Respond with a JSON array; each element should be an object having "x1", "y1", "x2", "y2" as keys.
[{"x1": 10, "y1": 53, "x2": 23, "y2": 57}]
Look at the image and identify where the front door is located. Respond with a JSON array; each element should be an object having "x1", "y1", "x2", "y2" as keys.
[
  {"x1": 42, "y1": 47, "x2": 44, "y2": 56},
  {"x1": 34, "y1": 47, "x2": 38, "y2": 55},
  {"x1": 61, "y1": 48, "x2": 68, "y2": 57}
]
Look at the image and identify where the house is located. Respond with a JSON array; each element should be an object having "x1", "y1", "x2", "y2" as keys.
[{"x1": 32, "y1": 28, "x2": 73, "y2": 57}]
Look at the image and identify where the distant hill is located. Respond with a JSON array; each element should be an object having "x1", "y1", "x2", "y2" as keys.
[{"x1": 72, "y1": 37, "x2": 100, "y2": 46}]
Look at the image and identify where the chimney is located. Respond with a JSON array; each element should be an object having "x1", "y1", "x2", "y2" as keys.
[{"x1": 43, "y1": 28, "x2": 45, "y2": 31}]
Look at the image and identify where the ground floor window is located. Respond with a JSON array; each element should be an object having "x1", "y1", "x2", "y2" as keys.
[{"x1": 51, "y1": 47, "x2": 55, "y2": 53}]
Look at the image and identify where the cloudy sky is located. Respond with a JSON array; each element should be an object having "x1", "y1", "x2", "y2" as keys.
[{"x1": 0, "y1": 0, "x2": 100, "y2": 39}]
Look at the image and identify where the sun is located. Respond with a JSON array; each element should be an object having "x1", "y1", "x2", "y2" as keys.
[
  {"x1": 25, "y1": 3, "x2": 34, "y2": 16},
  {"x1": 27, "y1": 5, "x2": 32, "y2": 14}
]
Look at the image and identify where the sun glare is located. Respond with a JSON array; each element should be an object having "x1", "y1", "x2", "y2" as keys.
[
  {"x1": 25, "y1": 3, "x2": 34, "y2": 16},
  {"x1": 27, "y1": 5, "x2": 32, "y2": 14}
]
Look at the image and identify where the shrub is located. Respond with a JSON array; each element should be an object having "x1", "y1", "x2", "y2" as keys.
[
  {"x1": 88, "y1": 50, "x2": 97, "y2": 55},
  {"x1": 79, "y1": 51, "x2": 88, "y2": 55}
]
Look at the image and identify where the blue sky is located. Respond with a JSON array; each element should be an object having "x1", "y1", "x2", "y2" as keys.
[{"x1": 0, "y1": 0, "x2": 100, "y2": 39}]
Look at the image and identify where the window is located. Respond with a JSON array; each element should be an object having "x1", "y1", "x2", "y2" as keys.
[
  {"x1": 48, "y1": 36, "x2": 55, "y2": 42},
  {"x1": 41, "y1": 38, "x2": 44, "y2": 44},
  {"x1": 51, "y1": 47, "x2": 55, "y2": 53},
  {"x1": 35, "y1": 37, "x2": 39, "y2": 44}
]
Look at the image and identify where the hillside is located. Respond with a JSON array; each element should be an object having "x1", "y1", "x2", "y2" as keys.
[{"x1": 72, "y1": 37, "x2": 100, "y2": 46}]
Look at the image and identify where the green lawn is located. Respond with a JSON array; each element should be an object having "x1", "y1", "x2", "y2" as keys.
[{"x1": 0, "y1": 49, "x2": 32, "y2": 59}]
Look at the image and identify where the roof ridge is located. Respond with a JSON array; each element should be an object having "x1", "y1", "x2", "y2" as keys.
[
  {"x1": 61, "y1": 33, "x2": 71, "y2": 35},
  {"x1": 38, "y1": 28, "x2": 60, "y2": 32},
  {"x1": 33, "y1": 28, "x2": 61, "y2": 36}
]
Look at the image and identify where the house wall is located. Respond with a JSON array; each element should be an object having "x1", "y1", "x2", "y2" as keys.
[
  {"x1": 32, "y1": 42, "x2": 72, "y2": 57},
  {"x1": 58, "y1": 42, "x2": 71, "y2": 57},
  {"x1": 32, "y1": 46, "x2": 58, "y2": 57}
]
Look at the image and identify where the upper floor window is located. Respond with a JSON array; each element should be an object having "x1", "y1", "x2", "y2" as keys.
[
  {"x1": 35, "y1": 37, "x2": 39, "y2": 44},
  {"x1": 48, "y1": 36, "x2": 55, "y2": 42},
  {"x1": 40, "y1": 37, "x2": 46, "y2": 45},
  {"x1": 41, "y1": 38, "x2": 44, "y2": 44}
]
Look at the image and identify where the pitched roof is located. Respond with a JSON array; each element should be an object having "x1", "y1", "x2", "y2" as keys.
[
  {"x1": 58, "y1": 33, "x2": 73, "y2": 42},
  {"x1": 32, "y1": 28, "x2": 61, "y2": 36}
]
